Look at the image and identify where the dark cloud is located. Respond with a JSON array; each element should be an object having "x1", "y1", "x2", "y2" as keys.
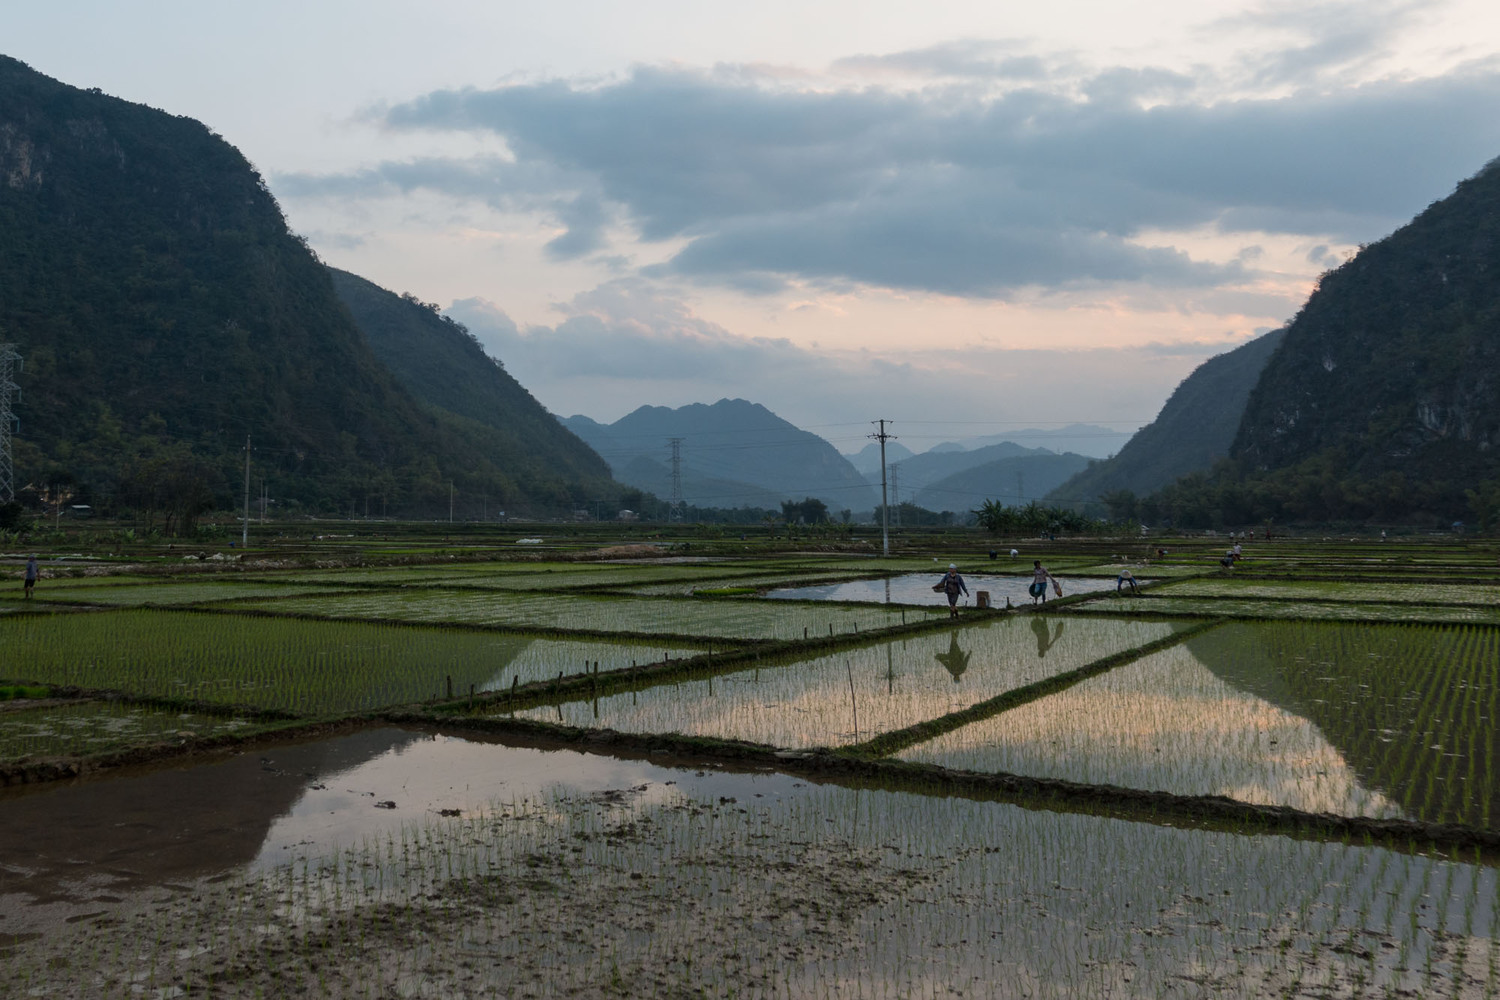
[{"x1": 283, "y1": 44, "x2": 1500, "y2": 298}]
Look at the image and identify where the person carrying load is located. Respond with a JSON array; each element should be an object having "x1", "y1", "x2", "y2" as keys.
[
  {"x1": 1028, "y1": 561, "x2": 1054, "y2": 605},
  {"x1": 933, "y1": 564, "x2": 968, "y2": 619}
]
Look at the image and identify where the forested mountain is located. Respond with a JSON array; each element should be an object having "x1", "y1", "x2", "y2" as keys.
[
  {"x1": 563, "y1": 399, "x2": 878, "y2": 512},
  {"x1": 1048, "y1": 330, "x2": 1286, "y2": 503},
  {"x1": 1142, "y1": 157, "x2": 1500, "y2": 526},
  {"x1": 328, "y1": 269, "x2": 612, "y2": 496},
  {"x1": 0, "y1": 56, "x2": 609, "y2": 523}
]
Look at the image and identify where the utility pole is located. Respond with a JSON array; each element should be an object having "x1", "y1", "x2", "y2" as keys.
[
  {"x1": 0, "y1": 344, "x2": 22, "y2": 504},
  {"x1": 869, "y1": 419, "x2": 895, "y2": 557},
  {"x1": 449, "y1": 482, "x2": 454, "y2": 523},
  {"x1": 1015, "y1": 471, "x2": 1024, "y2": 504},
  {"x1": 668, "y1": 438, "x2": 684, "y2": 522},
  {"x1": 242, "y1": 435, "x2": 251, "y2": 547}
]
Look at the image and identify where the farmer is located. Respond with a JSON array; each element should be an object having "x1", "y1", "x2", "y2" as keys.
[
  {"x1": 1219, "y1": 549, "x2": 1235, "y2": 570},
  {"x1": 1116, "y1": 568, "x2": 1138, "y2": 594},
  {"x1": 23, "y1": 555, "x2": 38, "y2": 598},
  {"x1": 1028, "y1": 560, "x2": 1053, "y2": 605},
  {"x1": 934, "y1": 564, "x2": 968, "y2": 619}
]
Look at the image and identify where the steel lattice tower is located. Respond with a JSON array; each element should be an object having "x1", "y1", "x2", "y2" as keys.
[
  {"x1": 667, "y1": 437, "x2": 684, "y2": 521},
  {"x1": 0, "y1": 345, "x2": 21, "y2": 504}
]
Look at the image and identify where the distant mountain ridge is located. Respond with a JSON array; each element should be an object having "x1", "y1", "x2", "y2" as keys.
[{"x1": 564, "y1": 399, "x2": 878, "y2": 512}]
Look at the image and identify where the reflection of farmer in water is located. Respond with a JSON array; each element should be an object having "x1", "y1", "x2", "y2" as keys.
[
  {"x1": 934, "y1": 631, "x2": 971, "y2": 683},
  {"x1": 933, "y1": 564, "x2": 968, "y2": 619},
  {"x1": 1030, "y1": 615, "x2": 1064, "y2": 657}
]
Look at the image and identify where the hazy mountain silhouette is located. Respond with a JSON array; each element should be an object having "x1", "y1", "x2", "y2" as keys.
[{"x1": 564, "y1": 399, "x2": 877, "y2": 512}]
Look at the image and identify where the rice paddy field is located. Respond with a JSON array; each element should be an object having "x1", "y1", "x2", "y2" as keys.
[{"x1": 3, "y1": 529, "x2": 1500, "y2": 997}]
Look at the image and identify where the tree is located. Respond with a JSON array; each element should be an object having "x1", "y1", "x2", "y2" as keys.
[{"x1": 781, "y1": 497, "x2": 829, "y2": 525}]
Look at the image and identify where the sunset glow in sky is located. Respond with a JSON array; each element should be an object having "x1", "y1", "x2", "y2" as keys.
[{"x1": 9, "y1": 1, "x2": 1500, "y2": 449}]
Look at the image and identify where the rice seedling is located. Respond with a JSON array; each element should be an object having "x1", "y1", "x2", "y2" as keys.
[
  {"x1": 0, "y1": 700, "x2": 254, "y2": 762},
  {"x1": 899, "y1": 642, "x2": 1408, "y2": 819},
  {"x1": 0, "y1": 610, "x2": 705, "y2": 715},
  {"x1": 764, "y1": 572, "x2": 1137, "y2": 606},
  {"x1": 234, "y1": 588, "x2": 951, "y2": 641},
  {"x1": 1081, "y1": 595, "x2": 1500, "y2": 625},
  {"x1": 0, "y1": 581, "x2": 344, "y2": 606},
  {"x1": 6, "y1": 737, "x2": 1496, "y2": 999},
  {"x1": 1159, "y1": 579, "x2": 1500, "y2": 607},
  {"x1": 511, "y1": 617, "x2": 1182, "y2": 748}
]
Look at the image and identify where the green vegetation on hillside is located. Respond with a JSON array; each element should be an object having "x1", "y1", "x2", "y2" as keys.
[{"x1": 0, "y1": 56, "x2": 616, "y2": 525}]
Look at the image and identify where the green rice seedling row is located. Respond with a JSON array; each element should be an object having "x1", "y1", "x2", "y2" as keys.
[
  {"x1": 899, "y1": 642, "x2": 1408, "y2": 819},
  {"x1": 1177, "y1": 621, "x2": 1500, "y2": 830},
  {"x1": 1159, "y1": 579, "x2": 1500, "y2": 606},
  {"x1": 511, "y1": 617, "x2": 1183, "y2": 748},
  {"x1": 0, "y1": 581, "x2": 349, "y2": 606},
  {"x1": 0, "y1": 700, "x2": 257, "y2": 762},
  {"x1": 1078, "y1": 594, "x2": 1500, "y2": 624},
  {"x1": 0, "y1": 610, "x2": 706, "y2": 716},
  {"x1": 235, "y1": 588, "x2": 951, "y2": 640}
]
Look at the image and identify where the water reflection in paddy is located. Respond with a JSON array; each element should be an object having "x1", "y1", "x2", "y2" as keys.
[
  {"x1": 0, "y1": 726, "x2": 801, "y2": 934},
  {"x1": 766, "y1": 572, "x2": 1131, "y2": 607},
  {"x1": 512, "y1": 617, "x2": 1184, "y2": 748},
  {"x1": 900, "y1": 642, "x2": 1406, "y2": 820}
]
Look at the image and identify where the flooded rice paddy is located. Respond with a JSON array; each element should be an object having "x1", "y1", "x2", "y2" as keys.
[
  {"x1": 4, "y1": 538, "x2": 1500, "y2": 997},
  {"x1": 513, "y1": 617, "x2": 1182, "y2": 748},
  {"x1": 5, "y1": 726, "x2": 1500, "y2": 999},
  {"x1": 765, "y1": 572, "x2": 1134, "y2": 606}
]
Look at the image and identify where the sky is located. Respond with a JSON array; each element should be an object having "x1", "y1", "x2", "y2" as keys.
[{"x1": 8, "y1": 1, "x2": 1500, "y2": 453}]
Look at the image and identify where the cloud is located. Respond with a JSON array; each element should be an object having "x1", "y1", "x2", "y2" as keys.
[
  {"x1": 280, "y1": 29, "x2": 1500, "y2": 301},
  {"x1": 446, "y1": 280, "x2": 1256, "y2": 445},
  {"x1": 1207, "y1": 0, "x2": 1433, "y2": 89}
]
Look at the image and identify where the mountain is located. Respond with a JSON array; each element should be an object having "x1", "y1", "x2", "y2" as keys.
[
  {"x1": 1230, "y1": 159, "x2": 1500, "y2": 506},
  {"x1": 1047, "y1": 329, "x2": 1287, "y2": 503},
  {"x1": 889, "y1": 440, "x2": 1044, "y2": 495},
  {"x1": 913, "y1": 452, "x2": 1092, "y2": 512},
  {"x1": 327, "y1": 268, "x2": 611, "y2": 498},
  {"x1": 938, "y1": 424, "x2": 1133, "y2": 459},
  {"x1": 0, "y1": 55, "x2": 608, "y2": 520},
  {"x1": 844, "y1": 440, "x2": 914, "y2": 478},
  {"x1": 563, "y1": 399, "x2": 878, "y2": 512}
]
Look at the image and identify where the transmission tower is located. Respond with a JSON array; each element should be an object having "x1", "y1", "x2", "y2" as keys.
[
  {"x1": 869, "y1": 419, "x2": 896, "y2": 556},
  {"x1": 0, "y1": 345, "x2": 22, "y2": 504},
  {"x1": 667, "y1": 437, "x2": 684, "y2": 521},
  {"x1": 890, "y1": 462, "x2": 901, "y2": 527}
]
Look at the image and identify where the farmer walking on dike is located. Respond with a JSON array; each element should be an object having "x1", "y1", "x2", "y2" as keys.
[
  {"x1": 23, "y1": 554, "x2": 38, "y2": 598},
  {"x1": 1029, "y1": 560, "x2": 1054, "y2": 605},
  {"x1": 934, "y1": 563, "x2": 968, "y2": 618}
]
